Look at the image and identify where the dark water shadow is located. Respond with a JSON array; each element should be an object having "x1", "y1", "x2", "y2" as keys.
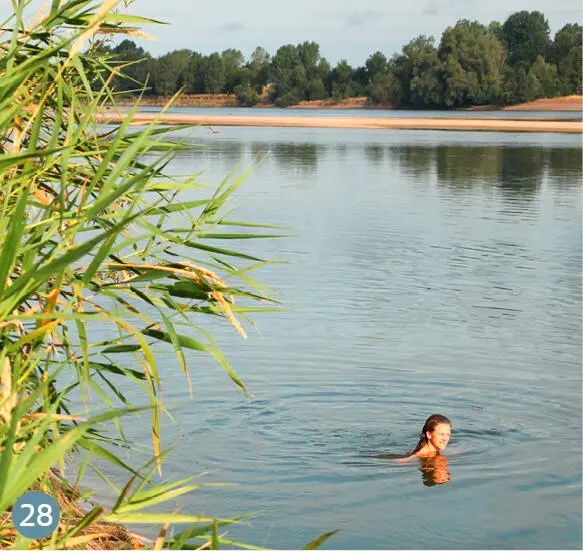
[
  {"x1": 547, "y1": 148, "x2": 583, "y2": 187},
  {"x1": 379, "y1": 143, "x2": 580, "y2": 202},
  {"x1": 386, "y1": 146, "x2": 436, "y2": 181},
  {"x1": 270, "y1": 143, "x2": 325, "y2": 175}
]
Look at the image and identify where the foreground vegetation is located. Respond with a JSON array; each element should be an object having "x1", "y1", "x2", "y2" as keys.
[
  {"x1": 101, "y1": 11, "x2": 582, "y2": 108},
  {"x1": 0, "y1": 0, "x2": 334, "y2": 549}
]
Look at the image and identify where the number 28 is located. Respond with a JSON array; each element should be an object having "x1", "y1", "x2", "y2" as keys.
[{"x1": 19, "y1": 504, "x2": 53, "y2": 527}]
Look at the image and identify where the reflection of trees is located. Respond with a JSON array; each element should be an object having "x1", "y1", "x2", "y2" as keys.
[
  {"x1": 185, "y1": 139, "x2": 578, "y2": 200},
  {"x1": 191, "y1": 139, "x2": 245, "y2": 165},
  {"x1": 429, "y1": 145, "x2": 554, "y2": 197},
  {"x1": 436, "y1": 146, "x2": 504, "y2": 189},
  {"x1": 364, "y1": 144, "x2": 385, "y2": 165},
  {"x1": 335, "y1": 144, "x2": 348, "y2": 161},
  {"x1": 497, "y1": 147, "x2": 546, "y2": 195},
  {"x1": 386, "y1": 146, "x2": 436, "y2": 180},
  {"x1": 268, "y1": 142, "x2": 324, "y2": 174},
  {"x1": 547, "y1": 148, "x2": 583, "y2": 187},
  {"x1": 250, "y1": 141, "x2": 272, "y2": 160},
  {"x1": 252, "y1": 141, "x2": 325, "y2": 174}
]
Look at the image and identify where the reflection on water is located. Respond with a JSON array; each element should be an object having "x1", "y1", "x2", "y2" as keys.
[
  {"x1": 203, "y1": 140, "x2": 325, "y2": 174},
  {"x1": 364, "y1": 144, "x2": 386, "y2": 165},
  {"x1": 499, "y1": 147, "x2": 546, "y2": 193},
  {"x1": 185, "y1": 133, "x2": 582, "y2": 197},
  {"x1": 106, "y1": 129, "x2": 581, "y2": 549},
  {"x1": 270, "y1": 143, "x2": 323, "y2": 174},
  {"x1": 355, "y1": 453, "x2": 451, "y2": 487},
  {"x1": 548, "y1": 148, "x2": 583, "y2": 184},
  {"x1": 420, "y1": 455, "x2": 450, "y2": 487},
  {"x1": 436, "y1": 146, "x2": 504, "y2": 188},
  {"x1": 386, "y1": 146, "x2": 436, "y2": 180}
]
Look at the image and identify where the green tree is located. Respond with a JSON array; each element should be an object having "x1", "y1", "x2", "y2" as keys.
[
  {"x1": 363, "y1": 52, "x2": 387, "y2": 101},
  {"x1": 85, "y1": 8, "x2": 582, "y2": 108},
  {"x1": 439, "y1": 20, "x2": 506, "y2": 106},
  {"x1": 296, "y1": 41, "x2": 330, "y2": 100},
  {"x1": 502, "y1": 11, "x2": 551, "y2": 67},
  {"x1": 234, "y1": 83, "x2": 260, "y2": 105},
  {"x1": 249, "y1": 46, "x2": 271, "y2": 92},
  {"x1": 528, "y1": 55, "x2": 558, "y2": 98},
  {"x1": 550, "y1": 24, "x2": 582, "y2": 95},
  {"x1": 366, "y1": 57, "x2": 404, "y2": 105},
  {"x1": 271, "y1": 44, "x2": 305, "y2": 101},
  {"x1": 307, "y1": 75, "x2": 328, "y2": 100},
  {"x1": 251, "y1": 45, "x2": 270, "y2": 66},
  {"x1": 108, "y1": 39, "x2": 153, "y2": 94},
  {"x1": 500, "y1": 65, "x2": 519, "y2": 104},
  {"x1": 153, "y1": 48, "x2": 191, "y2": 96},
  {"x1": 365, "y1": 51, "x2": 388, "y2": 82},
  {"x1": 221, "y1": 48, "x2": 245, "y2": 92},
  {"x1": 235, "y1": 66, "x2": 253, "y2": 87},
  {"x1": 366, "y1": 71, "x2": 395, "y2": 104},
  {"x1": 353, "y1": 65, "x2": 369, "y2": 90},
  {"x1": 514, "y1": 63, "x2": 540, "y2": 102},
  {"x1": 296, "y1": 41, "x2": 321, "y2": 74},
  {"x1": 329, "y1": 59, "x2": 355, "y2": 99},
  {"x1": 488, "y1": 21, "x2": 505, "y2": 44},
  {"x1": 180, "y1": 51, "x2": 206, "y2": 93},
  {"x1": 391, "y1": 35, "x2": 443, "y2": 107},
  {"x1": 204, "y1": 52, "x2": 226, "y2": 93}
]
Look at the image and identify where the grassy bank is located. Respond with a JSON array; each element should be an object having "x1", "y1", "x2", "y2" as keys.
[{"x1": 0, "y1": 471, "x2": 140, "y2": 549}]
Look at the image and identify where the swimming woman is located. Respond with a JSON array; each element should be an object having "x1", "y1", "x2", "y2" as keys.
[{"x1": 406, "y1": 414, "x2": 451, "y2": 458}]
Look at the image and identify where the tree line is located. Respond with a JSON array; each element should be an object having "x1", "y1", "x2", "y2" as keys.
[{"x1": 98, "y1": 10, "x2": 582, "y2": 108}]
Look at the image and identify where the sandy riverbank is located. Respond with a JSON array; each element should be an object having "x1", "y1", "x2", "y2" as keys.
[
  {"x1": 97, "y1": 112, "x2": 582, "y2": 133},
  {"x1": 113, "y1": 94, "x2": 583, "y2": 111},
  {"x1": 502, "y1": 95, "x2": 582, "y2": 111}
]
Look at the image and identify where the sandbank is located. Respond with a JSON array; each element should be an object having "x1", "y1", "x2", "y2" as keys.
[{"x1": 97, "y1": 112, "x2": 582, "y2": 133}]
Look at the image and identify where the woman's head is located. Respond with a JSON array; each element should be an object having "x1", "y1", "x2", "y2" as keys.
[
  {"x1": 410, "y1": 414, "x2": 451, "y2": 456},
  {"x1": 422, "y1": 414, "x2": 451, "y2": 451}
]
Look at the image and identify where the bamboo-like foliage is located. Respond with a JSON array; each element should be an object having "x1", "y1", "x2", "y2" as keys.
[{"x1": 0, "y1": 0, "x2": 321, "y2": 549}]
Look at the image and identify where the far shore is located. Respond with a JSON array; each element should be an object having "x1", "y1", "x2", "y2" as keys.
[
  {"x1": 97, "y1": 112, "x2": 582, "y2": 133},
  {"x1": 112, "y1": 94, "x2": 583, "y2": 112}
]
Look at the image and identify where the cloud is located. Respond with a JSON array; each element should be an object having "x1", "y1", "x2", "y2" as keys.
[
  {"x1": 423, "y1": 0, "x2": 466, "y2": 16},
  {"x1": 345, "y1": 10, "x2": 381, "y2": 27},
  {"x1": 219, "y1": 21, "x2": 246, "y2": 32},
  {"x1": 423, "y1": 2, "x2": 439, "y2": 16}
]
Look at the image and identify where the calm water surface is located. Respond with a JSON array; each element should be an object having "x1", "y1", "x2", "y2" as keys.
[
  {"x1": 136, "y1": 105, "x2": 582, "y2": 120},
  {"x1": 90, "y1": 128, "x2": 581, "y2": 549}
]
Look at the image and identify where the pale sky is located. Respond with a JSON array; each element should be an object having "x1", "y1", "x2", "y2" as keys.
[{"x1": 3, "y1": 0, "x2": 582, "y2": 65}]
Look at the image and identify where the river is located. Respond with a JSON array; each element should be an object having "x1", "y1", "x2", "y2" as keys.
[{"x1": 88, "y1": 126, "x2": 582, "y2": 549}]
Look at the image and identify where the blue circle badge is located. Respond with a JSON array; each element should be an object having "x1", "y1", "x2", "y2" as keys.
[{"x1": 12, "y1": 491, "x2": 60, "y2": 540}]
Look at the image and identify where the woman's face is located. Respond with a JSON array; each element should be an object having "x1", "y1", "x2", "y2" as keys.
[{"x1": 427, "y1": 423, "x2": 451, "y2": 451}]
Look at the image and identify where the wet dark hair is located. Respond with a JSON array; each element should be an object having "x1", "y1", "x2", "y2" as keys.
[{"x1": 408, "y1": 414, "x2": 451, "y2": 456}]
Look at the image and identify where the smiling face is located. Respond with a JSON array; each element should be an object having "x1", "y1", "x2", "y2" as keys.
[{"x1": 426, "y1": 423, "x2": 451, "y2": 452}]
